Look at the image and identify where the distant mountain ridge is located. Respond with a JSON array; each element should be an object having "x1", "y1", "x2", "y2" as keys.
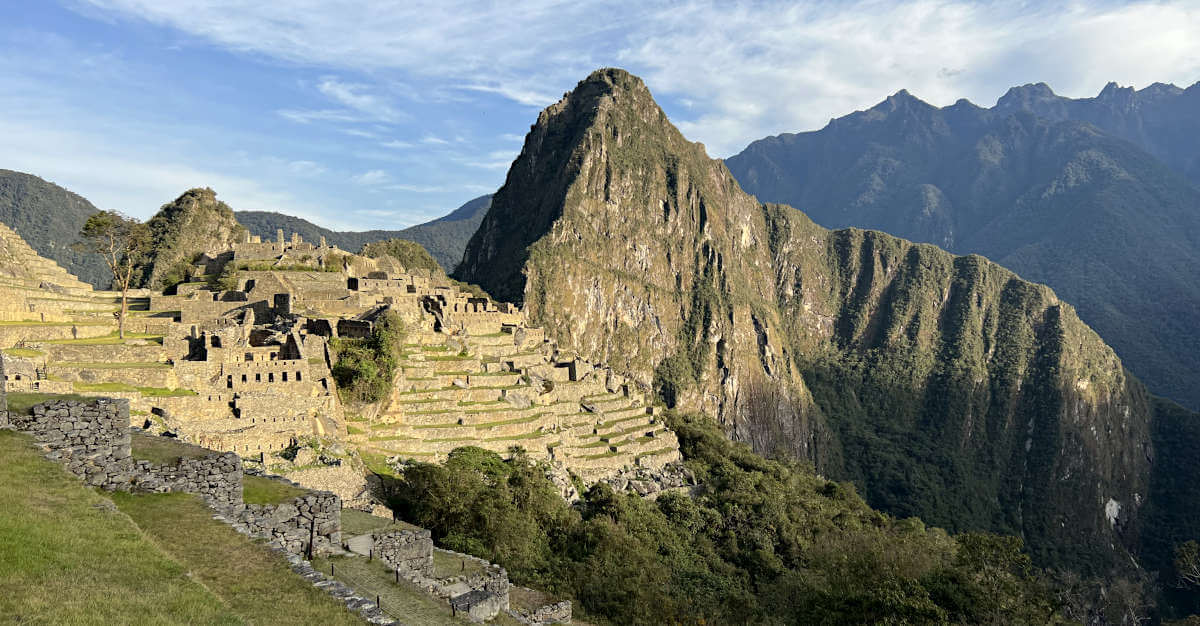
[
  {"x1": 236, "y1": 194, "x2": 491, "y2": 272},
  {"x1": 0, "y1": 169, "x2": 111, "y2": 287},
  {"x1": 725, "y1": 82, "x2": 1200, "y2": 410},
  {"x1": 994, "y1": 80, "x2": 1200, "y2": 186}
]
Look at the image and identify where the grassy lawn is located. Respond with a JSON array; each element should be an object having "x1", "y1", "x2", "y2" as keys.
[
  {"x1": 43, "y1": 332, "x2": 164, "y2": 345},
  {"x1": 340, "y1": 509, "x2": 423, "y2": 535},
  {"x1": 3, "y1": 392, "x2": 94, "y2": 415},
  {"x1": 432, "y1": 548, "x2": 486, "y2": 578},
  {"x1": 130, "y1": 432, "x2": 214, "y2": 465},
  {"x1": 0, "y1": 430, "x2": 240, "y2": 624},
  {"x1": 243, "y1": 475, "x2": 310, "y2": 505},
  {"x1": 139, "y1": 386, "x2": 198, "y2": 397},
  {"x1": 311, "y1": 554, "x2": 471, "y2": 625},
  {"x1": 112, "y1": 491, "x2": 362, "y2": 625},
  {"x1": 53, "y1": 361, "x2": 170, "y2": 369},
  {"x1": 71, "y1": 382, "x2": 194, "y2": 397},
  {"x1": 2, "y1": 347, "x2": 45, "y2": 358}
]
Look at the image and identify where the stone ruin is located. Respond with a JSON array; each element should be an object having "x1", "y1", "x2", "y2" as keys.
[{"x1": 0, "y1": 222, "x2": 684, "y2": 500}]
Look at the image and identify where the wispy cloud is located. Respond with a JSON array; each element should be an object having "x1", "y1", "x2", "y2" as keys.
[
  {"x1": 380, "y1": 139, "x2": 413, "y2": 149},
  {"x1": 80, "y1": 0, "x2": 1200, "y2": 157},
  {"x1": 352, "y1": 169, "x2": 391, "y2": 185},
  {"x1": 277, "y1": 108, "x2": 361, "y2": 124},
  {"x1": 316, "y1": 76, "x2": 408, "y2": 123}
]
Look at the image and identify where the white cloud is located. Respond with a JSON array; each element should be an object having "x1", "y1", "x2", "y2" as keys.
[
  {"x1": 353, "y1": 169, "x2": 391, "y2": 185},
  {"x1": 287, "y1": 160, "x2": 326, "y2": 175},
  {"x1": 316, "y1": 76, "x2": 408, "y2": 122},
  {"x1": 380, "y1": 139, "x2": 413, "y2": 149},
  {"x1": 79, "y1": 0, "x2": 1200, "y2": 157},
  {"x1": 277, "y1": 108, "x2": 361, "y2": 124}
]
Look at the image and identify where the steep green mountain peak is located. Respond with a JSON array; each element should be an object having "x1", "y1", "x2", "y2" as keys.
[
  {"x1": 136, "y1": 187, "x2": 247, "y2": 289},
  {"x1": 456, "y1": 67, "x2": 1167, "y2": 576}
]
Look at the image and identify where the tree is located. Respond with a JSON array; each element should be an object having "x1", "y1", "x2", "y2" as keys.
[
  {"x1": 75, "y1": 211, "x2": 150, "y2": 338},
  {"x1": 1177, "y1": 541, "x2": 1200, "y2": 589}
]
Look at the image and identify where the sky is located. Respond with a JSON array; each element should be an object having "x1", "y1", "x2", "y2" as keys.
[{"x1": 1, "y1": 1, "x2": 1199, "y2": 231}]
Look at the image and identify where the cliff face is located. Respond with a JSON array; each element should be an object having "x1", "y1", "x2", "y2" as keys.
[
  {"x1": 456, "y1": 68, "x2": 1157, "y2": 573},
  {"x1": 137, "y1": 188, "x2": 247, "y2": 289},
  {"x1": 725, "y1": 89, "x2": 1200, "y2": 411}
]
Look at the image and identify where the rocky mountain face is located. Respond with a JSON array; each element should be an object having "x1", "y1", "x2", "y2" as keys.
[
  {"x1": 455, "y1": 68, "x2": 1186, "y2": 576},
  {"x1": 237, "y1": 194, "x2": 491, "y2": 272},
  {"x1": 136, "y1": 187, "x2": 247, "y2": 289},
  {"x1": 725, "y1": 88, "x2": 1200, "y2": 411},
  {"x1": 994, "y1": 80, "x2": 1200, "y2": 186},
  {"x1": 0, "y1": 169, "x2": 111, "y2": 287}
]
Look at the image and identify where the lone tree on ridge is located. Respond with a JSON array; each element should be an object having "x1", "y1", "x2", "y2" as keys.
[{"x1": 75, "y1": 211, "x2": 151, "y2": 339}]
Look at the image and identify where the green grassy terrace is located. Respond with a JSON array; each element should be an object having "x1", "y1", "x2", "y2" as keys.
[
  {"x1": 243, "y1": 474, "x2": 310, "y2": 506},
  {"x1": 0, "y1": 430, "x2": 360, "y2": 624}
]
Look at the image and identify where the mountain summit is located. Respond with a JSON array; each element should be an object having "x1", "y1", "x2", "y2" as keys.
[{"x1": 454, "y1": 68, "x2": 1188, "y2": 575}]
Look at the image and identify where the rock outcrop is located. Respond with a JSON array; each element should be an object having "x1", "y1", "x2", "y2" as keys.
[
  {"x1": 137, "y1": 187, "x2": 247, "y2": 289},
  {"x1": 455, "y1": 68, "x2": 1162, "y2": 574}
]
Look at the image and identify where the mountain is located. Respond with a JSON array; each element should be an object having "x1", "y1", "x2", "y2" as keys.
[
  {"x1": 135, "y1": 187, "x2": 247, "y2": 289},
  {"x1": 994, "y1": 80, "x2": 1200, "y2": 186},
  {"x1": 725, "y1": 88, "x2": 1200, "y2": 411},
  {"x1": 236, "y1": 194, "x2": 491, "y2": 272},
  {"x1": 455, "y1": 68, "x2": 1200, "y2": 581},
  {"x1": 0, "y1": 169, "x2": 111, "y2": 287}
]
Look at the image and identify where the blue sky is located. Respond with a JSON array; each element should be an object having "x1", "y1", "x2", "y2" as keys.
[{"x1": 2, "y1": 1, "x2": 1198, "y2": 230}]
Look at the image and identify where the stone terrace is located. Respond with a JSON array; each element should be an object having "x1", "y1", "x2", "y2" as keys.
[{"x1": 354, "y1": 327, "x2": 681, "y2": 480}]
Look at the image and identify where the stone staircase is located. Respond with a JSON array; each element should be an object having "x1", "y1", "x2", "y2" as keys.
[{"x1": 352, "y1": 328, "x2": 681, "y2": 480}]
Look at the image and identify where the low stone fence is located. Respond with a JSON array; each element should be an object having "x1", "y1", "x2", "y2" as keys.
[
  {"x1": 7, "y1": 399, "x2": 134, "y2": 489},
  {"x1": 374, "y1": 528, "x2": 434, "y2": 576},
  {"x1": 132, "y1": 449, "x2": 243, "y2": 511},
  {"x1": 508, "y1": 599, "x2": 572, "y2": 625},
  {"x1": 3, "y1": 397, "x2": 342, "y2": 557},
  {"x1": 238, "y1": 490, "x2": 342, "y2": 555}
]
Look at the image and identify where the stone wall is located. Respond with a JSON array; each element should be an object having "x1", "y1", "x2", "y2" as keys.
[
  {"x1": 508, "y1": 599, "x2": 572, "y2": 625},
  {"x1": 6, "y1": 399, "x2": 134, "y2": 489},
  {"x1": 373, "y1": 528, "x2": 434, "y2": 576},
  {"x1": 132, "y1": 447, "x2": 243, "y2": 511},
  {"x1": 238, "y1": 489, "x2": 342, "y2": 555}
]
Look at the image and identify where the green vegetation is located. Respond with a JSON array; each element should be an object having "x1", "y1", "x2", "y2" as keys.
[
  {"x1": 331, "y1": 310, "x2": 406, "y2": 404},
  {"x1": 340, "y1": 509, "x2": 422, "y2": 535},
  {"x1": 133, "y1": 187, "x2": 247, "y2": 290},
  {"x1": 53, "y1": 361, "x2": 169, "y2": 369},
  {"x1": 361, "y1": 238, "x2": 444, "y2": 273},
  {"x1": 75, "y1": 209, "x2": 151, "y2": 338},
  {"x1": 44, "y1": 331, "x2": 163, "y2": 345},
  {"x1": 0, "y1": 430, "x2": 240, "y2": 623},
  {"x1": 242, "y1": 475, "x2": 310, "y2": 506},
  {"x1": 112, "y1": 491, "x2": 361, "y2": 624},
  {"x1": 2, "y1": 347, "x2": 44, "y2": 357},
  {"x1": 384, "y1": 415, "x2": 1062, "y2": 624},
  {"x1": 311, "y1": 554, "x2": 471, "y2": 625},
  {"x1": 3, "y1": 392, "x2": 92, "y2": 415},
  {"x1": 130, "y1": 432, "x2": 212, "y2": 465}
]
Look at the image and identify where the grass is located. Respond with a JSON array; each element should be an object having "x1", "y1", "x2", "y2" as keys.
[
  {"x1": 0, "y1": 430, "x2": 240, "y2": 623},
  {"x1": 43, "y1": 332, "x2": 164, "y2": 345},
  {"x1": 432, "y1": 549, "x2": 486, "y2": 577},
  {"x1": 311, "y1": 554, "x2": 470, "y2": 625},
  {"x1": 473, "y1": 413, "x2": 546, "y2": 428},
  {"x1": 112, "y1": 491, "x2": 362, "y2": 625},
  {"x1": 346, "y1": 425, "x2": 366, "y2": 435},
  {"x1": 2, "y1": 347, "x2": 45, "y2": 358},
  {"x1": 243, "y1": 474, "x2": 310, "y2": 506},
  {"x1": 340, "y1": 509, "x2": 422, "y2": 535},
  {"x1": 69, "y1": 382, "x2": 196, "y2": 397},
  {"x1": 3, "y1": 392, "x2": 93, "y2": 415},
  {"x1": 53, "y1": 361, "x2": 170, "y2": 369},
  {"x1": 139, "y1": 387, "x2": 198, "y2": 397},
  {"x1": 130, "y1": 432, "x2": 213, "y2": 465},
  {"x1": 0, "y1": 320, "x2": 111, "y2": 327}
]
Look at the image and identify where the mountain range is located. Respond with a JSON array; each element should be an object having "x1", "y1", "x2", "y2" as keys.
[
  {"x1": 0, "y1": 168, "x2": 487, "y2": 288},
  {"x1": 236, "y1": 194, "x2": 490, "y2": 273},
  {"x1": 726, "y1": 81, "x2": 1200, "y2": 411},
  {"x1": 455, "y1": 69, "x2": 1200, "y2": 593}
]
